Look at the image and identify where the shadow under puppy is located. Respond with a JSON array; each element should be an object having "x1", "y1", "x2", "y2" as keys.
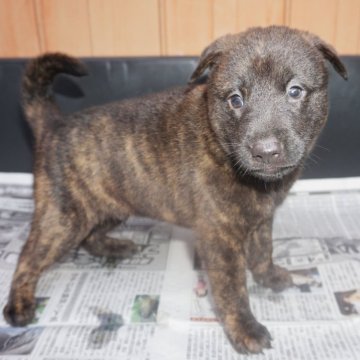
[{"x1": 3, "y1": 26, "x2": 347, "y2": 354}]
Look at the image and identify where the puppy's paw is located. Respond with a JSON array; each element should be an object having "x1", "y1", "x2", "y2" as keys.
[
  {"x1": 110, "y1": 238, "x2": 138, "y2": 259},
  {"x1": 84, "y1": 237, "x2": 138, "y2": 259},
  {"x1": 3, "y1": 296, "x2": 36, "y2": 327},
  {"x1": 254, "y1": 264, "x2": 293, "y2": 292},
  {"x1": 225, "y1": 315, "x2": 272, "y2": 354}
]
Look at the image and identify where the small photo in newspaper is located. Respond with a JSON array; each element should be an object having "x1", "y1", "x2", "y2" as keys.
[
  {"x1": 0, "y1": 327, "x2": 43, "y2": 356},
  {"x1": 334, "y1": 289, "x2": 360, "y2": 316},
  {"x1": 131, "y1": 295, "x2": 160, "y2": 323},
  {"x1": 289, "y1": 267, "x2": 323, "y2": 293}
]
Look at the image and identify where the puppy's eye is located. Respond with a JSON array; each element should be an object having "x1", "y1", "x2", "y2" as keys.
[
  {"x1": 228, "y1": 94, "x2": 244, "y2": 109},
  {"x1": 288, "y1": 86, "x2": 303, "y2": 99}
]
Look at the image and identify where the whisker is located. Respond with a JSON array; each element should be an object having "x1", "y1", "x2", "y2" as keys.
[
  {"x1": 314, "y1": 144, "x2": 330, "y2": 152},
  {"x1": 307, "y1": 155, "x2": 318, "y2": 165},
  {"x1": 310, "y1": 153, "x2": 321, "y2": 161}
]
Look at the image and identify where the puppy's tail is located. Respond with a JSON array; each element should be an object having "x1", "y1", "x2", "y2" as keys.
[{"x1": 22, "y1": 52, "x2": 88, "y2": 141}]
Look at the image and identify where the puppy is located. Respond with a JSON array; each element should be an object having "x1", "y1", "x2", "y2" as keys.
[{"x1": 3, "y1": 26, "x2": 347, "y2": 354}]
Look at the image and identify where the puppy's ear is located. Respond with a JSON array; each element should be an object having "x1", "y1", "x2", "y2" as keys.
[
  {"x1": 303, "y1": 32, "x2": 348, "y2": 80},
  {"x1": 189, "y1": 34, "x2": 234, "y2": 84},
  {"x1": 189, "y1": 51, "x2": 222, "y2": 84},
  {"x1": 316, "y1": 43, "x2": 348, "y2": 80}
]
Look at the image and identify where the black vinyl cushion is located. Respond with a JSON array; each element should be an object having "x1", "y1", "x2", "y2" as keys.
[{"x1": 0, "y1": 56, "x2": 359, "y2": 178}]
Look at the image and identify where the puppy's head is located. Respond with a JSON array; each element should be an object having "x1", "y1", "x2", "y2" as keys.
[{"x1": 190, "y1": 26, "x2": 347, "y2": 181}]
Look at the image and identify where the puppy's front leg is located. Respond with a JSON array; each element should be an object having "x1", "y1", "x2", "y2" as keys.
[
  {"x1": 197, "y1": 229, "x2": 272, "y2": 354},
  {"x1": 247, "y1": 219, "x2": 293, "y2": 292}
]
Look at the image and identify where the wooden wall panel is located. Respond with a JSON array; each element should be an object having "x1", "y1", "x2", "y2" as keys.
[
  {"x1": 287, "y1": 0, "x2": 337, "y2": 46},
  {"x1": 334, "y1": 0, "x2": 360, "y2": 54},
  {"x1": 213, "y1": 0, "x2": 286, "y2": 41},
  {"x1": 35, "y1": 0, "x2": 92, "y2": 55},
  {"x1": 89, "y1": 0, "x2": 161, "y2": 56},
  {"x1": 161, "y1": 0, "x2": 213, "y2": 55},
  {"x1": 1, "y1": 0, "x2": 360, "y2": 57},
  {"x1": 287, "y1": 0, "x2": 360, "y2": 54},
  {"x1": 0, "y1": 0, "x2": 40, "y2": 56},
  {"x1": 213, "y1": 0, "x2": 238, "y2": 38},
  {"x1": 234, "y1": 0, "x2": 285, "y2": 32}
]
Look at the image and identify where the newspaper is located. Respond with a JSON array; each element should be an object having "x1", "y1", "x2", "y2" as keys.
[{"x1": 0, "y1": 172, "x2": 359, "y2": 360}]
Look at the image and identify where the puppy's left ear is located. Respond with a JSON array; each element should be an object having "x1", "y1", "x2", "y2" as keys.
[
  {"x1": 189, "y1": 34, "x2": 234, "y2": 84},
  {"x1": 317, "y1": 43, "x2": 348, "y2": 80},
  {"x1": 303, "y1": 32, "x2": 348, "y2": 80}
]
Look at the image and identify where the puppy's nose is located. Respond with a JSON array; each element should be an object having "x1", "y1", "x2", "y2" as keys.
[{"x1": 250, "y1": 138, "x2": 283, "y2": 164}]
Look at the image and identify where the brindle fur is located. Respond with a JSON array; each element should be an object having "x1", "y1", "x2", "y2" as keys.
[{"x1": 3, "y1": 26, "x2": 346, "y2": 354}]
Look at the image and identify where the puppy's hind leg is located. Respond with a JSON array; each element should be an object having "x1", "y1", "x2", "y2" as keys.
[
  {"x1": 82, "y1": 219, "x2": 137, "y2": 259},
  {"x1": 3, "y1": 200, "x2": 92, "y2": 327}
]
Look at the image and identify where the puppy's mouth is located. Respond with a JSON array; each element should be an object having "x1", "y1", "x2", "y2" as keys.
[
  {"x1": 249, "y1": 164, "x2": 297, "y2": 181},
  {"x1": 231, "y1": 156, "x2": 298, "y2": 180}
]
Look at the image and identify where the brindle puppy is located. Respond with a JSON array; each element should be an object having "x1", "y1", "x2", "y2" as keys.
[{"x1": 4, "y1": 26, "x2": 347, "y2": 353}]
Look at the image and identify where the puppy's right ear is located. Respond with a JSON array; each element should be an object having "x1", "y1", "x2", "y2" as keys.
[
  {"x1": 189, "y1": 34, "x2": 233, "y2": 84},
  {"x1": 189, "y1": 51, "x2": 222, "y2": 84}
]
